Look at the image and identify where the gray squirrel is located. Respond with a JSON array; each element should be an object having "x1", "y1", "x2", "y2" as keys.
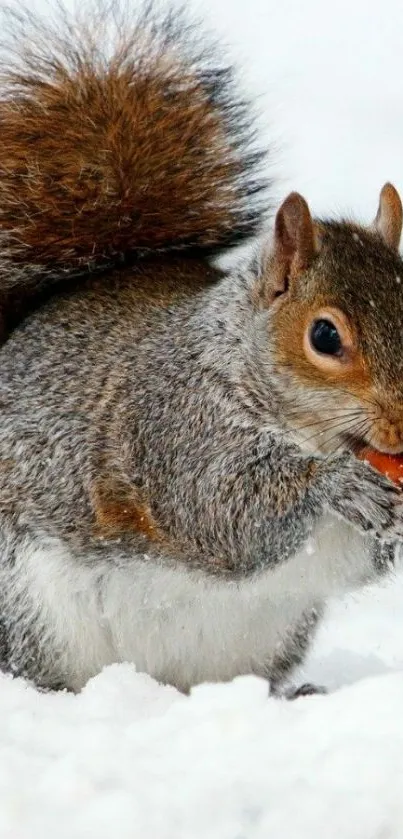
[{"x1": 0, "y1": 2, "x2": 402, "y2": 695}]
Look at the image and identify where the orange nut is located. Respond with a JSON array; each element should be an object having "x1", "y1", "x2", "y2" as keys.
[{"x1": 357, "y1": 447, "x2": 403, "y2": 486}]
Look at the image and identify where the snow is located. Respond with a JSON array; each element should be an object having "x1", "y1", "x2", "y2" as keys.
[
  {"x1": 3, "y1": 0, "x2": 403, "y2": 835},
  {"x1": 0, "y1": 573, "x2": 402, "y2": 838}
]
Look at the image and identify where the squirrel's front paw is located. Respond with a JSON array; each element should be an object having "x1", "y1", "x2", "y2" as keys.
[{"x1": 325, "y1": 453, "x2": 403, "y2": 541}]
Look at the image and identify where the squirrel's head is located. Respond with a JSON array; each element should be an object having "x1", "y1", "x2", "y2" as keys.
[{"x1": 257, "y1": 183, "x2": 403, "y2": 455}]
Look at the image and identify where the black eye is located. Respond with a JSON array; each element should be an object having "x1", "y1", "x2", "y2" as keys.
[{"x1": 310, "y1": 319, "x2": 342, "y2": 356}]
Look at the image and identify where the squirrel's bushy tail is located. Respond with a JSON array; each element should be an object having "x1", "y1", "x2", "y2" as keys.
[{"x1": 0, "y1": 1, "x2": 270, "y2": 273}]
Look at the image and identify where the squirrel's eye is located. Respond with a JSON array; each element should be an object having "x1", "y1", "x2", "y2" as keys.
[{"x1": 310, "y1": 319, "x2": 342, "y2": 356}]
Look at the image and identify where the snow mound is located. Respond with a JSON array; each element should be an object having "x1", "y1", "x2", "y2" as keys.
[{"x1": 0, "y1": 573, "x2": 403, "y2": 839}]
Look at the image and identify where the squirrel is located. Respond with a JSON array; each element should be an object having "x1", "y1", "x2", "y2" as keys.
[{"x1": 0, "y1": 2, "x2": 401, "y2": 697}]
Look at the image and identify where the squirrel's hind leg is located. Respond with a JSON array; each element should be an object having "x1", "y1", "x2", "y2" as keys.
[
  {"x1": 268, "y1": 605, "x2": 324, "y2": 699},
  {"x1": 278, "y1": 682, "x2": 328, "y2": 700}
]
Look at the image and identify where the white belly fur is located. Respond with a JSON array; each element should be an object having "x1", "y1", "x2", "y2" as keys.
[{"x1": 10, "y1": 514, "x2": 374, "y2": 691}]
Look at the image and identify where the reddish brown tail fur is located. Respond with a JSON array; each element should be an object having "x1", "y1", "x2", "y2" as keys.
[{"x1": 0, "y1": 2, "x2": 270, "y2": 272}]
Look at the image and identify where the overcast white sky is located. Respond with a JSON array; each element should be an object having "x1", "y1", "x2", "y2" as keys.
[
  {"x1": 12, "y1": 0, "x2": 403, "y2": 225},
  {"x1": 197, "y1": 0, "x2": 403, "y2": 224}
]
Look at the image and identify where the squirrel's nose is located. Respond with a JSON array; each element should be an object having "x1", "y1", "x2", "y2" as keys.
[{"x1": 369, "y1": 411, "x2": 403, "y2": 454}]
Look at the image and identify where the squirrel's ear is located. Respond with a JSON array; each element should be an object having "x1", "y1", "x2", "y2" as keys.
[
  {"x1": 270, "y1": 192, "x2": 318, "y2": 296},
  {"x1": 374, "y1": 183, "x2": 402, "y2": 251}
]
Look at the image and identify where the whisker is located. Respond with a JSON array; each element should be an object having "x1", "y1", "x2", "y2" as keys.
[
  {"x1": 303, "y1": 417, "x2": 370, "y2": 450},
  {"x1": 277, "y1": 414, "x2": 371, "y2": 449},
  {"x1": 324, "y1": 418, "x2": 372, "y2": 461},
  {"x1": 281, "y1": 407, "x2": 369, "y2": 420},
  {"x1": 279, "y1": 410, "x2": 370, "y2": 436},
  {"x1": 280, "y1": 411, "x2": 369, "y2": 428}
]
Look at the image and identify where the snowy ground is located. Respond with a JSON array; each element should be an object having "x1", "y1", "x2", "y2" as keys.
[
  {"x1": 3, "y1": 0, "x2": 403, "y2": 836},
  {"x1": 2, "y1": 574, "x2": 403, "y2": 839}
]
